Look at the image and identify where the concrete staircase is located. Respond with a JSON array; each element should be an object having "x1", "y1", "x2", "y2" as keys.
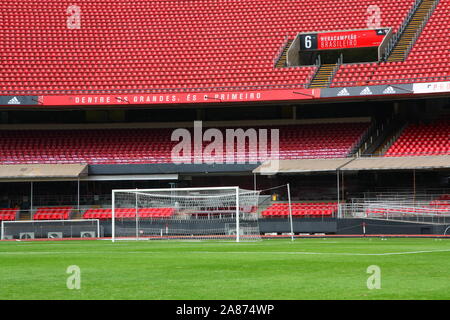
[
  {"x1": 275, "y1": 39, "x2": 293, "y2": 68},
  {"x1": 387, "y1": 0, "x2": 438, "y2": 62},
  {"x1": 308, "y1": 64, "x2": 338, "y2": 88}
]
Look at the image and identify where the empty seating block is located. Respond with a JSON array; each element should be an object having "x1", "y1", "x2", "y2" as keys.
[
  {"x1": 139, "y1": 208, "x2": 175, "y2": 218},
  {"x1": 0, "y1": 0, "x2": 415, "y2": 94},
  {"x1": 0, "y1": 208, "x2": 18, "y2": 221},
  {"x1": 83, "y1": 208, "x2": 175, "y2": 220},
  {"x1": 261, "y1": 202, "x2": 338, "y2": 217},
  {"x1": 385, "y1": 120, "x2": 450, "y2": 157},
  {"x1": 34, "y1": 207, "x2": 72, "y2": 220},
  {"x1": 0, "y1": 123, "x2": 369, "y2": 165},
  {"x1": 83, "y1": 208, "x2": 112, "y2": 220}
]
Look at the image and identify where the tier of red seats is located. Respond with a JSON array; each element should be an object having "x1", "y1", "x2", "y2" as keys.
[
  {"x1": 0, "y1": 123, "x2": 369, "y2": 164},
  {"x1": 332, "y1": 0, "x2": 450, "y2": 87},
  {"x1": 33, "y1": 207, "x2": 72, "y2": 220},
  {"x1": 261, "y1": 202, "x2": 338, "y2": 217},
  {"x1": 0, "y1": 208, "x2": 18, "y2": 221},
  {"x1": 385, "y1": 119, "x2": 450, "y2": 157},
  {"x1": 0, "y1": 0, "x2": 414, "y2": 94},
  {"x1": 83, "y1": 208, "x2": 175, "y2": 220}
]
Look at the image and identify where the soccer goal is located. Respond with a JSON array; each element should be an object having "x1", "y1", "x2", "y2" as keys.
[{"x1": 111, "y1": 187, "x2": 261, "y2": 242}]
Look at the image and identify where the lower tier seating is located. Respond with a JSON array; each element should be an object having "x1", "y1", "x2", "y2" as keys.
[
  {"x1": 385, "y1": 119, "x2": 450, "y2": 157},
  {"x1": 0, "y1": 122, "x2": 370, "y2": 164},
  {"x1": 83, "y1": 208, "x2": 175, "y2": 220},
  {"x1": 261, "y1": 202, "x2": 338, "y2": 217},
  {"x1": 0, "y1": 208, "x2": 18, "y2": 221},
  {"x1": 33, "y1": 207, "x2": 72, "y2": 220}
]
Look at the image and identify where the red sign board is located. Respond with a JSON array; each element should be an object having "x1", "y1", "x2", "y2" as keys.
[
  {"x1": 300, "y1": 29, "x2": 389, "y2": 51},
  {"x1": 318, "y1": 29, "x2": 388, "y2": 50},
  {"x1": 39, "y1": 89, "x2": 320, "y2": 106}
]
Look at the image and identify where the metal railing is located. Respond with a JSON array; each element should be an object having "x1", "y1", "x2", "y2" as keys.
[
  {"x1": 339, "y1": 201, "x2": 450, "y2": 225},
  {"x1": 383, "y1": 0, "x2": 423, "y2": 60},
  {"x1": 2, "y1": 69, "x2": 448, "y2": 98},
  {"x1": 0, "y1": 81, "x2": 314, "y2": 97},
  {"x1": 377, "y1": 121, "x2": 408, "y2": 155},
  {"x1": 305, "y1": 56, "x2": 321, "y2": 88},
  {"x1": 352, "y1": 114, "x2": 397, "y2": 157},
  {"x1": 402, "y1": 0, "x2": 440, "y2": 61},
  {"x1": 332, "y1": 74, "x2": 450, "y2": 88},
  {"x1": 273, "y1": 35, "x2": 290, "y2": 67},
  {"x1": 363, "y1": 189, "x2": 450, "y2": 199},
  {"x1": 327, "y1": 55, "x2": 343, "y2": 86}
]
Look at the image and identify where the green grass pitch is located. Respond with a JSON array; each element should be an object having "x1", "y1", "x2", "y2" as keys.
[{"x1": 0, "y1": 238, "x2": 449, "y2": 300}]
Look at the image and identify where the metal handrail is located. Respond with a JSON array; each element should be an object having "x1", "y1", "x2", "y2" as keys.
[
  {"x1": 1, "y1": 73, "x2": 448, "y2": 97},
  {"x1": 402, "y1": 0, "x2": 440, "y2": 60},
  {"x1": 273, "y1": 35, "x2": 290, "y2": 67},
  {"x1": 354, "y1": 114, "x2": 397, "y2": 156},
  {"x1": 378, "y1": 121, "x2": 408, "y2": 155},
  {"x1": 383, "y1": 0, "x2": 423, "y2": 60},
  {"x1": 332, "y1": 75, "x2": 450, "y2": 88},
  {"x1": 327, "y1": 55, "x2": 343, "y2": 85},
  {"x1": 305, "y1": 56, "x2": 321, "y2": 88}
]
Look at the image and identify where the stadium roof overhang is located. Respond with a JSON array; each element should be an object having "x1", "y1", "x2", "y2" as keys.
[
  {"x1": 253, "y1": 156, "x2": 450, "y2": 174},
  {"x1": 339, "y1": 156, "x2": 450, "y2": 171},
  {"x1": 252, "y1": 158, "x2": 354, "y2": 175},
  {"x1": 0, "y1": 164, "x2": 89, "y2": 182},
  {"x1": 0, "y1": 164, "x2": 180, "y2": 182}
]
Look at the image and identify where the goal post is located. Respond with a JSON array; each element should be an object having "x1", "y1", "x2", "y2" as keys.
[{"x1": 111, "y1": 186, "x2": 261, "y2": 242}]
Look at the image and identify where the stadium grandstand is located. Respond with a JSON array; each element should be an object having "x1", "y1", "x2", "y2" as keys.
[{"x1": 0, "y1": 0, "x2": 449, "y2": 240}]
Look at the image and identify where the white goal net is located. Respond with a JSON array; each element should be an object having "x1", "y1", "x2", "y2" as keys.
[{"x1": 112, "y1": 187, "x2": 261, "y2": 242}]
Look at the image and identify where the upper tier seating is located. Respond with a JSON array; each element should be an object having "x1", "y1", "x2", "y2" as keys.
[
  {"x1": 0, "y1": 209, "x2": 18, "y2": 221},
  {"x1": 0, "y1": 0, "x2": 416, "y2": 94},
  {"x1": 384, "y1": 120, "x2": 450, "y2": 157},
  {"x1": 332, "y1": 0, "x2": 450, "y2": 87},
  {"x1": 261, "y1": 202, "x2": 338, "y2": 217},
  {"x1": 0, "y1": 123, "x2": 369, "y2": 164},
  {"x1": 33, "y1": 207, "x2": 72, "y2": 220}
]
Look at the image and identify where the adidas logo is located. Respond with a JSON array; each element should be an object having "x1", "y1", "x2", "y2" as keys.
[
  {"x1": 7, "y1": 97, "x2": 21, "y2": 105},
  {"x1": 360, "y1": 87, "x2": 373, "y2": 95},
  {"x1": 337, "y1": 88, "x2": 350, "y2": 96},
  {"x1": 383, "y1": 86, "x2": 396, "y2": 94}
]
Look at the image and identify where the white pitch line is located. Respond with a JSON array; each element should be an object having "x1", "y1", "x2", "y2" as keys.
[
  {"x1": 0, "y1": 249, "x2": 450, "y2": 256},
  {"x1": 190, "y1": 249, "x2": 450, "y2": 256}
]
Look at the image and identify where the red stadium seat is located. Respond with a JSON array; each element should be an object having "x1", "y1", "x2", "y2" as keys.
[
  {"x1": 0, "y1": 0, "x2": 432, "y2": 94},
  {"x1": 385, "y1": 119, "x2": 450, "y2": 157},
  {"x1": 0, "y1": 209, "x2": 18, "y2": 221},
  {"x1": 33, "y1": 207, "x2": 72, "y2": 220},
  {"x1": 0, "y1": 123, "x2": 369, "y2": 165},
  {"x1": 261, "y1": 202, "x2": 337, "y2": 218}
]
